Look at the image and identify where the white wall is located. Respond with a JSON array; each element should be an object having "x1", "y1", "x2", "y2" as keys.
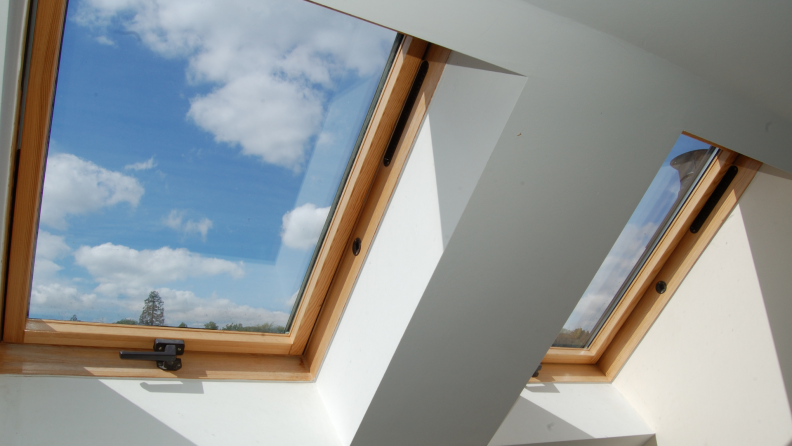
[
  {"x1": 317, "y1": 51, "x2": 526, "y2": 445},
  {"x1": 0, "y1": 376, "x2": 341, "y2": 446},
  {"x1": 318, "y1": 113, "x2": 446, "y2": 446},
  {"x1": 2, "y1": 1, "x2": 792, "y2": 445},
  {"x1": 310, "y1": 1, "x2": 792, "y2": 444},
  {"x1": 614, "y1": 165, "x2": 792, "y2": 445},
  {"x1": 0, "y1": 48, "x2": 526, "y2": 445},
  {"x1": 489, "y1": 383, "x2": 653, "y2": 446}
]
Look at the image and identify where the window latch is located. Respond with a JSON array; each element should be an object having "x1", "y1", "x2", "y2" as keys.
[{"x1": 119, "y1": 339, "x2": 185, "y2": 371}]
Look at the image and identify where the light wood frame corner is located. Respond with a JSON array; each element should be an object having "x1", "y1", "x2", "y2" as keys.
[
  {"x1": 533, "y1": 138, "x2": 762, "y2": 383},
  {"x1": 0, "y1": 0, "x2": 451, "y2": 381}
]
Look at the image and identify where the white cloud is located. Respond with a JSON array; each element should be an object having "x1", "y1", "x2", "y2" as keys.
[
  {"x1": 74, "y1": 243, "x2": 244, "y2": 298},
  {"x1": 187, "y1": 75, "x2": 323, "y2": 168},
  {"x1": 35, "y1": 230, "x2": 70, "y2": 260},
  {"x1": 40, "y1": 153, "x2": 144, "y2": 229},
  {"x1": 33, "y1": 231, "x2": 71, "y2": 281},
  {"x1": 30, "y1": 283, "x2": 98, "y2": 316},
  {"x1": 95, "y1": 35, "x2": 115, "y2": 46},
  {"x1": 286, "y1": 290, "x2": 299, "y2": 307},
  {"x1": 74, "y1": 0, "x2": 394, "y2": 170},
  {"x1": 281, "y1": 203, "x2": 330, "y2": 250},
  {"x1": 184, "y1": 219, "x2": 213, "y2": 240},
  {"x1": 564, "y1": 222, "x2": 658, "y2": 331},
  {"x1": 28, "y1": 283, "x2": 287, "y2": 328},
  {"x1": 156, "y1": 288, "x2": 288, "y2": 327},
  {"x1": 163, "y1": 210, "x2": 183, "y2": 231},
  {"x1": 163, "y1": 210, "x2": 213, "y2": 240},
  {"x1": 124, "y1": 156, "x2": 157, "y2": 171}
]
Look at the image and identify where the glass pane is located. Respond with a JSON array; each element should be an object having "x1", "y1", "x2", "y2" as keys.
[
  {"x1": 30, "y1": 0, "x2": 397, "y2": 331},
  {"x1": 553, "y1": 134, "x2": 716, "y2": 348}
]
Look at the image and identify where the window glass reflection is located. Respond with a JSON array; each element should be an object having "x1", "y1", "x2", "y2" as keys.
[
  {"x1": 30, "y1": 0, "x2": 397, "y2": 331},
  {"x1": 554, "y1": 135, "x2": 716, "y2": 348}
]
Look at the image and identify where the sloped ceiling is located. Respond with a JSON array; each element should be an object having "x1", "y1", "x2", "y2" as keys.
[
  {"x1": 525, "y1": 0, "x2": 792, "y2": 122},
  {"x1": 310, "y1": 1, "x2": 792, "y2": 444}
]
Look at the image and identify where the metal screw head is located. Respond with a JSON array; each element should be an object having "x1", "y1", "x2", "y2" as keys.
[
  {"x1": 352, "y1": 238, "x2": 361, "y2": 256},
  {"x1": 656, "y1": 280, "x2": 667, "y2": 294}
]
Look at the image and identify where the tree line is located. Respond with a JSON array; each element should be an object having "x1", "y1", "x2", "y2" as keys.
[
  {"x1": 553, "y1": 327, "x2": 593, "y2": 348},
  {"x1": 111, "y1": 290, "x2": 286, "y2": 333}
]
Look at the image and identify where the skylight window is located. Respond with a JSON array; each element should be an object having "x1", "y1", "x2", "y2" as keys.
[
  {"x1": 554, "y1": 134, "x2": 717, "y2": 348},
  {"x1": 30, "y1": 0, "x2": 397, "y2": 331}
]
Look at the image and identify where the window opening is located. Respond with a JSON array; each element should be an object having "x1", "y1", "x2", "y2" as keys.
[
  {"x1": 553, "y1": 134, "x2": 717, "y2": 348},
  {"x1": 29, "y1": 0, "x2": 397, "y2": 333}
]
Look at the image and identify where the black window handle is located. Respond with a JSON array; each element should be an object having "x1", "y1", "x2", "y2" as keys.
[{"x1": 120, "y1": 339, "x2": 185, "y2": 371}]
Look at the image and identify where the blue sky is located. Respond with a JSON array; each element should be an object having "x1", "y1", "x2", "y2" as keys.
[
  {"x1": 30, "y1": 0, "x2": 396, "y2": 327},
  {"x1": 557, "y1": 134, "x2": 714, "y2": 344}
]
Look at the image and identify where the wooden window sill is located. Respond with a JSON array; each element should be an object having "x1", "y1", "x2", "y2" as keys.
[
  {"x1": 23, "y1": 320, "x2": 292, "y2": 355},
  {"x1": 0, "y1": 343, "x2": 312, "y2": 381}
]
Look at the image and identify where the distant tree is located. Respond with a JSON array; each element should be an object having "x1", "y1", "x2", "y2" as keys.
[
  {"x1": 221, "y1": 322, "x2": 286, "y2": 334},
  {"x1": 553, "y1": 327, "x2": 592, "y2": 348},
  {"x1": 115, "y1": 318, "x2": 137, "y2": 325},
  {"x1": 204, "y1": 321, "x2": 218, "y2": 330},
  {"x1": 138, "y1": 291, "x2": 165, "y2": 326},
  {"x1": 69, "y1": 314, "x2": 79, "y2": 321},
  {"x1": 177, "y1": 322, "x2": 188, "y2": 328}
]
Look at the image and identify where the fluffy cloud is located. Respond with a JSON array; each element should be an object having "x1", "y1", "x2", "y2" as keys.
[
  {"x1": 187, "y1": 75, "x2": 323, "y2": 168},
  {"x1": 40, "y1": 153, "x2": 144, "y2": 229},
  {"x1": 156, "y1": 288, "x2": 288, "y2": 327},
  {"x1": 124, "y1": 156, "x2": 156, "y2": 171},
  {"x1": 563, "y1": 222, "x2": 658, "y2": 331},
  {"x1": 29, "y1": 283, "x2": 287, "y2": 328},
  {"x1": 30, "y1": 283, "x2": 98, "y2": 316},
  {"x1": 33, "y1": 231, "x2": 71, "y2": 280},
  {"x1": 281, "y1": 203, "x2": 330, "y2": 250},
  {"x1": 74, "y1": 0, "x2": 394, "y2": 170},
  {"x1": 35, "y1": 230, "x2": 70, "y2": 260},
  {"x1": 286, "y1": 290, "x2": 299, "y2": 307},
  {"x1": 28, "y1": 236, "x2": 283, "y2": 326},
  {"x1": 163, "y1": 210, "x2": 213, "y2": 241},
  {"x1": 74, "y1": 243, "x2": 244, "y2": 297},
  {"x1": 95, "y1": 35, "x2": 115, "y2": 46}
]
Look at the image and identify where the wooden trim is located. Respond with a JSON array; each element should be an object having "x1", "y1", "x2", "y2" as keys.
[
  {"x1": 588, "y1": 149, "x2": 740, "y2": 362},
  {"x1": 287, "y1": 36, "x2": 429, "y2": 354},
  {"x1": 598, "y1": 155, "x2": 761, "y2": 379},
  {"x1": 303, "y1": 45, "x2": 450, "y2": 374},
  {"x1": 0, "y1": 2, "x2": 450, "y2": 380},
  {"x1": 543, "y1": 149, "x2": 738, "y2": 365},
  {"x1": 0, "y1": 2, "x2": 30, "y2": 341},
  {"x1": 9, "y1": 38, "x2": 446, "y2": 359},
  {"x1": 24, "y1": 319, "x2": 292, "y2": 355},
  {"x1": 542, "y1": 347, "x2": 598, "y2": 365},
  {"x1": 535, "y1": 150, "x2": 761, "y2": 382},
  {"x1": 0, "y1": 343, "x2": 311, "y2": 381},
  {"x1": 3, "y1": 0, "x2": 67, "y2": 343},
  {"x1": 529, "y1": 364, "x2": 608, "y2": 383}
]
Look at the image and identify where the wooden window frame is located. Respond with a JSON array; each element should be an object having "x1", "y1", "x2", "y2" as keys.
[
  {"x1": 0, "y1": 0, "x2": 450, "y2": 380},
  {"x1": 533, "y1": 133, "x2": 762, "y2": 383}
]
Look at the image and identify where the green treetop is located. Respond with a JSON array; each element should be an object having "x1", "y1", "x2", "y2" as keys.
[
  {"x1": 138, "y1": 291, "x2": 165, "y2": 326},
  {"x1": 204, "y1": 321, "x2": 218, "y2": 330},
  {"x1": 115, "y1": 318, "x2": 137, "y2": 325}
]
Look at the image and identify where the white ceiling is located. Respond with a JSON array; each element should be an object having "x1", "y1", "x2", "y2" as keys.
[{"x1": 525, "y1": 0, "x2": 792, "y2": 122}]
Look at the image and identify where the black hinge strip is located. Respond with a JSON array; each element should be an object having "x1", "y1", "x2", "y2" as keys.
[
  {"x1": 383, "y1": 60, "x2": 429, "y2": 167},
  {"x1": 690, "y1": 165, "x2": 739, "y2": 234}
]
